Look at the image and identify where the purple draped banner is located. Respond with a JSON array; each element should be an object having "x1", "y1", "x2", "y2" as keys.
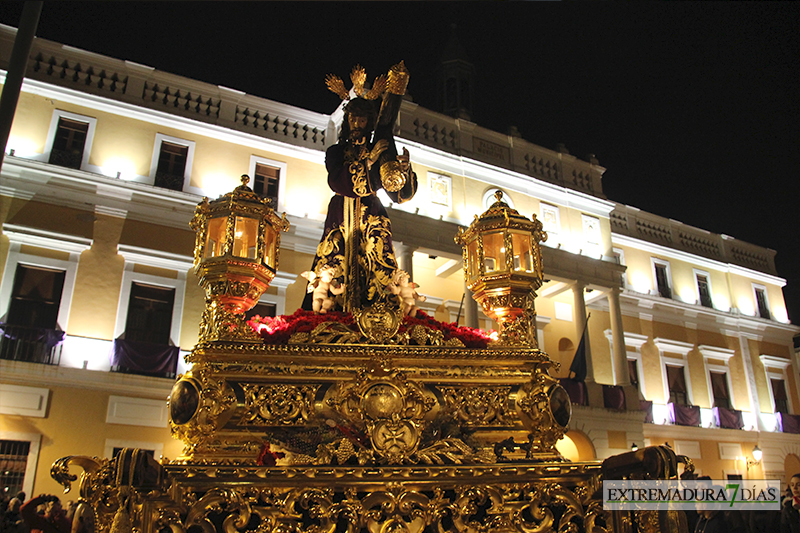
[
  {"x1": 559, "y1": 378, "x2": 588, "y2": 406},
  {"x1": 670, "y1": 403, "x2": 701, "y2": 427},
  {"x1": 713, "y1": 407, "x2": 744, "y2": 430},
  {"x1": 111, "y1": 339, "x2": 179, "y2": 378},
  {"x1": 778, "y1": 412, "x2": 800, "y2": 434},
  {"x1": 603, "y1": 385, "x2": 626, "y2": 410}
]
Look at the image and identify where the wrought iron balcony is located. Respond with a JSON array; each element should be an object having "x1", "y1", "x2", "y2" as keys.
[{"x1": 0, "y1": 323, "x2": 64, "y2": 365}]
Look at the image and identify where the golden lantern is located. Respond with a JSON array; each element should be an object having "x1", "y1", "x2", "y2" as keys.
[
  {"x1": 190, "y1": 175, "x2": 289, "y2": 342},
  {"x1": 455, "y1": 190, "x2": 546, "y2": 347}
]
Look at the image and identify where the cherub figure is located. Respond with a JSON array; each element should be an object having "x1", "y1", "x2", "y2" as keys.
[
  {"x1": 388, "y1": 269, "x2": 426, "y2": 317},
  {"x1": 301, "y1": 265, "x2": 345, "y2": 314}
]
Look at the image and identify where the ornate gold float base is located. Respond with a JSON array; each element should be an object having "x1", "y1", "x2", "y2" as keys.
[{"x1": 53, "y1": 449, "x2": 689, "y2": 533}]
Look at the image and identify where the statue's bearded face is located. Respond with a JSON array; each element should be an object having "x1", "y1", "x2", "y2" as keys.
[{"x1": 348, "y1": 113, "x2": 369, "y2": 142}]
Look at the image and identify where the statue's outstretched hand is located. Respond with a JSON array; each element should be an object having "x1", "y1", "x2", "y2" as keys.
[{"x1": 398, "y1": 147, "x2": 410, "y2": 172}]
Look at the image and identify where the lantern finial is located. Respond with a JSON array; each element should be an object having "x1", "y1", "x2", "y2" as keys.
[
  {"x1": 494, "y1": 190, "x2": 503, "y2": 203},
  {"x1": 240, "y1": 174, "x2": 250, "y2": 188}
]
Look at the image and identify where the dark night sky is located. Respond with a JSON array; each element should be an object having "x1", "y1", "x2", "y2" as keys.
[{"x1": 1, "y1": 2, "x2": 799, "y2": 325}]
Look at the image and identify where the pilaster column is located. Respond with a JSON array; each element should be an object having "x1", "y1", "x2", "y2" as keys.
[
  {"x1": 464, "y1": 280, "x2": 479, "y2": 328},
  {"x1": 607, "y1": 286, "x2": 630, "y2": 385},
  {"x1": 739, "y1": 333, "x2": 767, "y2": 432},
  {"x1": 573, "y1": 281, "x2": 594, "y2": 381},
  {"x1": 394, "y1": 242, "x2": 416, "y2": 281}
]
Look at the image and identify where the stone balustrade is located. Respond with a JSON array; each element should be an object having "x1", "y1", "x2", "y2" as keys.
[{"x1": 611, "y1": 204, "x2": 778, "y2": 275}]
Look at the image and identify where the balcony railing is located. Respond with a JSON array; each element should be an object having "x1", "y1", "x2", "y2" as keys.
[
  {"x1": 0, "y1": 323, "x2": 64, "y2": 365},
  {"x1": 154, "y1": 171, "x2": 185, "y2": 191}
]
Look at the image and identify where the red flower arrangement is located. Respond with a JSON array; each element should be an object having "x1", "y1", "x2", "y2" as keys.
[{"x1": 248, "y1": 309, "x2": 492, "y2": 348}]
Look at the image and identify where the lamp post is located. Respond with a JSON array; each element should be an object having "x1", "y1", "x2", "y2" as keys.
[
  {"x1": 455, "y1": 191, "x2": 546, "y2": 347},
  {"x1": 189, "y1": 175, "x2": 289, "y2": 342}
]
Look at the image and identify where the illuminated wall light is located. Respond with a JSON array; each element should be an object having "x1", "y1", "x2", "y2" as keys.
[
  {"x1": 737, "y1": 296, "x2": 756, "y2": 317},
  {"x1": 6, "y1": 136, "x2": 39, "y2": 158},
  {"x1": 560, "y1": 235, "x2": 582, "y2": 255},
  {"x1": 651, "y1": 403, "x2": 670, "y2": 425},
  {"x1": 629, "y1": 272, "x2": 652, "y2": 295},
  {"x1": 201, "y1": 174, "x2": 238, "y2": 200},
  {"x1": 714, "y1": 295, "x2": 730, "y2": 313},
  {"x1": 700, "y1": 407, "x2": 716, "y2": 428},
  {"x1": 60, "y1": 335, "x2": 114, "y2": 371},
  {"x1": 759, "y1": 412, "x2": 778, "y2": 432},
  {"x1": 679, "y1": 287, "x2": 697, "y2": 305},
  {"x1": 101, "y1": 157, "x2": 138, "y2": 181},
  {"x1": 772, "y1": 306, "x2": 789, "y2": 323},
  {"x1": 741, "y1": 411, "x2": 757, "y2": 431}
]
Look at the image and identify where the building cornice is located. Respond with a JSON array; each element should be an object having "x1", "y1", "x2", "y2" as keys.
[
  {"x1": 593, "y1": 290, "x2": 800, "y2": 338},
  {"x1": 3, "y1": 224, "x2": 92, "y2": 254},
  {"x1": 613, "y1": 233, "x2": 784, "y2": 287},
  {"x1": 0, "y1": 359, "x2": 173, "y2": 399}
]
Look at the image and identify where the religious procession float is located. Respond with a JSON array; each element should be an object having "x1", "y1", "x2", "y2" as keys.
[{"x1": 51, "y1": 63, "x2": 689, "y2": 533}]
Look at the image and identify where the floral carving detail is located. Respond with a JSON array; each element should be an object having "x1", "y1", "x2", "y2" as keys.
[
  {"x1": 441, "y1": 386, "x2": 512, "y2": 426},
  {"x1": 240, "y1": 384, "x2": 318, "y2": 425}
]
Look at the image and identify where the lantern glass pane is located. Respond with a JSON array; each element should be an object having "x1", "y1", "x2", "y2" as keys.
[
  {"x1": 263, "y1": 226, "x2": 277, "y2": 269},
  {"x1": 467, "y1": 239, "x2": 480, "y2": 280},
  {"x1": 233, "y1": 216, "x2": 259, "y2": 259},
  {"x1": 483, "y1": 231, "x2": 506, "y2": 273},
  {"x1": 511, "y1": 232, "x2": 533, "y2": 272},
  {"x1": 205, "y1": 217, "x2": 227, "y2": 258}
]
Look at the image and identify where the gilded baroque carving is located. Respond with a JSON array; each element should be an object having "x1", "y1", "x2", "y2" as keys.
[
  {"x1": 239, "y1": 384, "x2": 318, "y2": 426},
  {"x1": 441, "y1": 386, "x2": 512, "y2": 426}
]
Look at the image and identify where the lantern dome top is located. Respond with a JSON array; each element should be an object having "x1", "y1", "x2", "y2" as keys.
[
  {"x1": 481, "y1": 190, "x2": 524, "y2": 221},
  {"x1": 456, "y1": 190, "x2": 546, "y2": 244},
  {"x1": 214, "y1": 174, "x2": 268, "y2": 207}
]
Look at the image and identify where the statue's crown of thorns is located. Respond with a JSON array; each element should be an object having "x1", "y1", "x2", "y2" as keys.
[{"x1": 325, "y1": 62, "x2": 409, "y2": 101}]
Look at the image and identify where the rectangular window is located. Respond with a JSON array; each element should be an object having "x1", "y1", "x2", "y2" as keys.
[
  {"x1": 654, "y1": 262, "x2": 672, "y2": 299},
  {"x1": 253, "y1": 163, "x2": 280, "y2": 207},
  {"x1": 154, "y1": 141, "x2": 188, "y2": 191},
  {"x1": 772, "y1": 378, "x2": 789, "y2": 414},
  {"x1": 124, "y1": 282, "x2": 175, "y2": 345},
  {"x1": 696, "y1": 274, "x2": 713, "y2": 308},
  {"x1": 1, "y1": 265, "x2": 66, "y2": 364},
  {"x1": 666, "y1": 365, "x2": 688, "y2": 405},
  {"x1": 49, "y1": 117, "x2": 89, "y2": 169},
  {"x1": 710, "y1": 371, "x2": 730, "y2": 409},
  {"x1": 755, "y1": 287, "x2": 770, "y2": 319},
  {"x1": 0, "y1": 440, "x2": 30, "y2": 497},
  {"x1": 6, "y1": 265, "x2": 65, "y2": 329}
]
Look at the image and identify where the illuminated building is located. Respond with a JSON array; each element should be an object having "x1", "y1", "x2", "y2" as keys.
[{"x1": 0, "y1": 24, "x2": 797, "y2": 497}]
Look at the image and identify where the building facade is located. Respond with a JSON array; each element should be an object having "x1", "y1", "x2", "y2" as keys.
[{"x1": 1, "y1": 24, "x2": 798, "y2": 498}]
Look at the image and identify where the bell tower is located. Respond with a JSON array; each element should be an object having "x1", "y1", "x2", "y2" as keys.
[{"x1": 439, "y1": 24, "x2": 475, "y2": 121}]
